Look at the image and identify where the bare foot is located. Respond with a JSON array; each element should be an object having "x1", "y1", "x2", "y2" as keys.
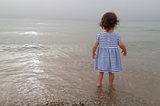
[
  {"x1": 108, "y1": 86, "x2": 115, "y2": 92},
  {"x1": 97, "y1": 83, "x2": 101, "y2": 87},
  {"x1": 109, "y1": 83, "x2": 113, "y2": 87}
]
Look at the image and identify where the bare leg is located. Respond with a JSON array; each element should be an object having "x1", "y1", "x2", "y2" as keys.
[
  {"x1": 97, "y1": 71, "x2": 104, "y2": 87},
  {"x1": 108, "y1": 72, "x2": 114, "y2": 86}
]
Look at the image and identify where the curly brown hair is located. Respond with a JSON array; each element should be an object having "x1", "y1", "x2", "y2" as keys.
[{"x1": 99, "y1": 12, "x2": 119, "y2": 31}]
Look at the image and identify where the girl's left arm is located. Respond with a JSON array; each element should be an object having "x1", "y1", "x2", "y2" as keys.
[{"x1": 92, "y1": 40, "x2": 99, "y2": 59}]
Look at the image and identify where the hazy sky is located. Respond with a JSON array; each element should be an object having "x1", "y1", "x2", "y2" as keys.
[{"x1": 0, "y1": 0, "x2": 159, "y2": 21}]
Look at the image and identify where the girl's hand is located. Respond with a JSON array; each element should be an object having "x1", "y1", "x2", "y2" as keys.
[
  {"x1": 92, "y1": 53, "x2": 96, "y2": 59},
  {"x1": 121, "y1": 50, "x2": 127, "y2": 56}
]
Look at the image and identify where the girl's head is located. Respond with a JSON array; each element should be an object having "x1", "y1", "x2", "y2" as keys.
[{"x1": 99, "y1": 12, "x2": 119, "y2": 31}]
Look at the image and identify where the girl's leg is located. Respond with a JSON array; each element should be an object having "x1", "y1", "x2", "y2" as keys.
[
  {"x1": 97, "y1": 71, "x2": 104, "y2": 86},
  {"x1": 108, "y1": 72, "x2": 115, "y2": 86}
]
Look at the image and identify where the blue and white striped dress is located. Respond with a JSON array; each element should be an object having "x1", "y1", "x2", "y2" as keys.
[{"x1": 95, "y1": 31, "x2": 123, "y2": 73}]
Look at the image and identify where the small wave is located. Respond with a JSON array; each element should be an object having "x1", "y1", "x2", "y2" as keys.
[
  {"x1": 0, "y1": 44, "x2": 49, "y2": 53},
  {"x1": 144, "y1": 29, "x2": 160, "y2": 32}
]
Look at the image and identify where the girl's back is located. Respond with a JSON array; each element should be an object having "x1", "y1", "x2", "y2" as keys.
[{"x1": 97, "y1": 31, "x2": 121, "y2": 48}]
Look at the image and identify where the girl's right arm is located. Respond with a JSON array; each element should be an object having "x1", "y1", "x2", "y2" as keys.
[
  {"x1": 92, "y1": 40, "x2": 99, "y2": 59},
  {"x1": 118, "y1": 40, "x2": 127, "y2": 56}
]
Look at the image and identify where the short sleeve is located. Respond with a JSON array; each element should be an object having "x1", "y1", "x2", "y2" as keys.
[
  {"x1": 117, "y1": 33, "x2": 122, "y2": 42},
  {"x1": 96, "y1": 34, "x2": 100, "y2": 43}
]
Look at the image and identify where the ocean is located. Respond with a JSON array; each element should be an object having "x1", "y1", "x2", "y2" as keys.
[{"x1": 0, "y1": 19, "x2": 160, "y2": 105}]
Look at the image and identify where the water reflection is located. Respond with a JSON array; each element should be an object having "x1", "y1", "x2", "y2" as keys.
[
  {"x1": 94, "y1": 86, "x2": 152, "y2": 106},
  {"x1": 95, "y1": 86, "x2": 121, "y2": 105},
  {"x1": 20, "y1": 31, "x2": 38, "y2": 36}
]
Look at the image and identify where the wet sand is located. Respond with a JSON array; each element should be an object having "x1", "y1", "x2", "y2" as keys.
[
  {"x1": 8, "y1": 86, "x2": 152, "y2": 106},
  {"x1": 4, "y1": 59, "x2": 158, "y2": 105}
]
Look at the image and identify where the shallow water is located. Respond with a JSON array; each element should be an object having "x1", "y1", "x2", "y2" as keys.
[{"x1": 0, "y1": 19, "x2": 160, "y2": 105}]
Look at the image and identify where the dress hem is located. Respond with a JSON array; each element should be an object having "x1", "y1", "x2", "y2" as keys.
[{"x1": 95, "y1": 69, "x2": 122, "y2": 73}]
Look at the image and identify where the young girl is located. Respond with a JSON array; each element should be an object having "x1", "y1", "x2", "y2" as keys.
[{"x1": 92, "y1": 12, "x2": 127, "y2": 87}]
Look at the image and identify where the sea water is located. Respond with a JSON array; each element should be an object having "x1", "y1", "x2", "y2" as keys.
[{"x1": 0, "y1": 19, "x2": 160, "y2": 105}]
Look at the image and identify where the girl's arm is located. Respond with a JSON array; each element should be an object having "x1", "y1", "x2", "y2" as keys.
[
  {"x1": 92, "y1": 40, "x2": 99, "y2": 59},
  {"x1": 118, "y1": 40, "x2": 127, "y2": 56}
]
